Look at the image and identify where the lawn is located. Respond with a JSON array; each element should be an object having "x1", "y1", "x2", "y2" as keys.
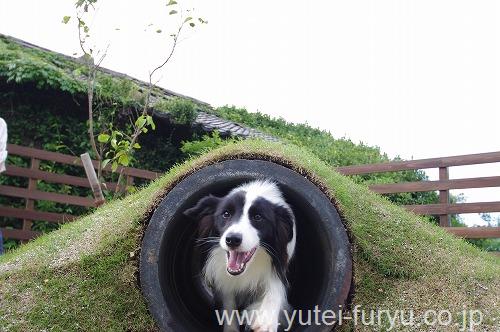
[{"x1": 0, "y1": 140, "x2": 498, "y2": 331}]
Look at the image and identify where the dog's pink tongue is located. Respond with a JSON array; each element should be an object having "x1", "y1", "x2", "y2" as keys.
[{"x1": 227, "y1": 251, "x2": 245, "y2": 270}]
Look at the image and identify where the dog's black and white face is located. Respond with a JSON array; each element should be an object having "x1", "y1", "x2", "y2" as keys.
[{"x1": 184, "y1": 180, "x2": 296, "y2": 278}]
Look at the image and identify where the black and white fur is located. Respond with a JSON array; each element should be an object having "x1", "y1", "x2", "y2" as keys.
[{"x1": 184, "y1": 180, "x2": 296, "y2": 332}]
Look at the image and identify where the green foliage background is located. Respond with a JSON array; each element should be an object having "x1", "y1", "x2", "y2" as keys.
[
  {"x1": 0, "y1": 36, "x2": 194, "y2": 247},
  {"x1": 211, "y1": 106, "x2": 439, "y2": 207}
]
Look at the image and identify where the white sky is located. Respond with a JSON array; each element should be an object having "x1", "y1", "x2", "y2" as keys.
[{"x1": 0, "y1": 0, "x2": 499, "y2": 226}]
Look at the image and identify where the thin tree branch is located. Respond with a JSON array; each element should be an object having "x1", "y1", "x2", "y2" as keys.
[{"x1": 113, "y1": 12, "x2": 189, "y2": 196}]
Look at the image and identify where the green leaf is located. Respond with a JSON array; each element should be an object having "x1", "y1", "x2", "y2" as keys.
[
  {"x1": 184, "y1": 17, "x2": 193, "y2": 22},
  {"x1": 62, "y1": 16, "x2": 71, "y2": 24},
  {"x1": 156, "y1": 29, "x2": 162, "y2": 33},
  {"x1": 111, "y1": 138, "x2": 117, "y2": 149},
  {"x1": 102, "y1": 158, "x2": 111, "y2": 169},
  {"x1": 133, "y1": 143, "x2": 141, "y2": 149},
  {"x1": 167, "y1": 0, "x2": 177, "y2": 6},
  {"x1": 142, "y1": 127, "x2": 148, "y2": 133},
  {"x1": 118, "y1": 154, "x2": 130, "y2": 166},
  {"x1": 135, "y1": 116, "x2": 146, "y2": 128},
  {"x1": 97, "y1": 133, "x2": 110, "y2": 143},
  {"x1": 189, "y1": 22, "x2": 195, "y2": 28},
  {"x1": 169, "y1": 10, "x2": 178, "y2": 15},
  {"x1": 111, "y1": 161, "x2": 119, "y2": 172},
  {"x1": 146, "y1": 115, "x2": 156, "y2": 130},
  {"x1": 83, "y1": 26, "x2": 90, "y2": 33}
]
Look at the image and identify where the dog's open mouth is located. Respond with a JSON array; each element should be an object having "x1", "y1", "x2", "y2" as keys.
[{"x1": 226, "y1": 247, "x2": 257, "y2": 275}]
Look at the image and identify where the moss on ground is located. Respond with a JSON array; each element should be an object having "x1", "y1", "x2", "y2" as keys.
[{"x1": 1, "y1": 140, "x2": 499, "y2": 331}]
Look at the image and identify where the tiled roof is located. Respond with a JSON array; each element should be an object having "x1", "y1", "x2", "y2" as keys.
[{"x1": 194, "y1": 112, "x2": 277, "y2": 141}]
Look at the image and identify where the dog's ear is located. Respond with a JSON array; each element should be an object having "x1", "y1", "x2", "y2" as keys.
[
  {"x1": 274, "y1": 205, "x2": 295, "y2": 280},
  {"x1": 275, "y1": 206, "x2": 294, "y2": 243},
  {"x1": 184, "y1": 195, "x2": 220, "y2": 220},
  {"x1": 184, "y1": 195, "x2": 221, "y2": 238}
]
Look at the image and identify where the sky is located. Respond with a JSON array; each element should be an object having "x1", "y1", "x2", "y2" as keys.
[{"x1": 0, "y1": 0, "x2": 499, "y2": 226}]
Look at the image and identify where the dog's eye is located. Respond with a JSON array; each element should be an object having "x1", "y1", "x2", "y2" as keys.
[
  {"x1": 253, "y1": 214, "x2": 262, "y2": 221},
  {"x1": 222, "y1": 211, "x2": 231, "y2": 219}
]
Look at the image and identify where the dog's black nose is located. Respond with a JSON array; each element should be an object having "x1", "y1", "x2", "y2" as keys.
[{"x1": 225, "y1": 233, "x2": 242, "y2": 248}]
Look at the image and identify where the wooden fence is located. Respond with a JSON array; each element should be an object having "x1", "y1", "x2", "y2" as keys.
[
  {"x1": 1, "y1": 145, "x2": 499, "y2": 241},
  {"x1": 336, "y1": 151, "x2": 500, "y2": 239},
  {"x1": 0, "y1": 144, "x2": 159, "y2": 241}
]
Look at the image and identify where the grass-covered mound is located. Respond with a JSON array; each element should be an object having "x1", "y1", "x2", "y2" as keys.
[{"x1": 0, "y1": 140, "x2": 498, "y2": 331}]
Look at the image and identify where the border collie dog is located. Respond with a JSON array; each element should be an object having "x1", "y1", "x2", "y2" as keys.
[{"x1": 184, "y1": 180, "x2": 296, "y2": 332}]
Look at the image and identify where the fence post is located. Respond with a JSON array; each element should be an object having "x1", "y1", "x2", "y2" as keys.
[
  {"x1": 125, "y1": 175, "x2": 134, "y2": 193},
  {"x1": 439, "y1": 167, "x2": 451, "y2": 227},
  {"x1": 22, "y1": 157, "x2": 40, "y2": 236},
  {"x1": 80, "y1": 153, "x2": 105, "y2": 206}
]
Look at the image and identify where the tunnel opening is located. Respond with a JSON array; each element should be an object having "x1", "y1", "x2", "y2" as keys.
[{"x1": 140, "y1": 159, "x2": 352, "y2": 331}]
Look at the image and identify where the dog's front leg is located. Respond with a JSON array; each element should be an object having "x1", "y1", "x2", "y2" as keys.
[{"x1": 251, "y1": 276, "x2": 285, "y2": 332}]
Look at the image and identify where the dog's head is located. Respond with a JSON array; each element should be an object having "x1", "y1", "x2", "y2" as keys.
[{"x1": 184, "y1": 180, "x2": 295, "y2": 277}]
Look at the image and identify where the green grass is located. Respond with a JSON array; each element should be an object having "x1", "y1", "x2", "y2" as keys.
[{"x1": 1, "y1": 140, "x2": 499, "y2": 331}]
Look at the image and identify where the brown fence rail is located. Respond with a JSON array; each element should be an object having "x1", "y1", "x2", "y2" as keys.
[
  {"x1": 2, "y1": 145, "x2": 499, "y2": 241},
  {"x1": 1, "y1": 144, "x2": 159, "y2": 241},
  {"x1": 336, "y1": 151, "x2": 500, "y2": 239}
]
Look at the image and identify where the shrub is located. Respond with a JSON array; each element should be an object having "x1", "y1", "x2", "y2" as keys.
[
  {"x1": 154, "y1": 98, "x2": 197, "y2": 125},
  {"x1": 181, "y1": 131, "x2": 238, "y2": 157}
]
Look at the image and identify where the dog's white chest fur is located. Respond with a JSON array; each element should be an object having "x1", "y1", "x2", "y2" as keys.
[
  {"x1": 205, "y1": 247, "x2": 287, "y2": 332},
  {"x1": 204, "y1": 247, "x2": 272, "y2": 296}
]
